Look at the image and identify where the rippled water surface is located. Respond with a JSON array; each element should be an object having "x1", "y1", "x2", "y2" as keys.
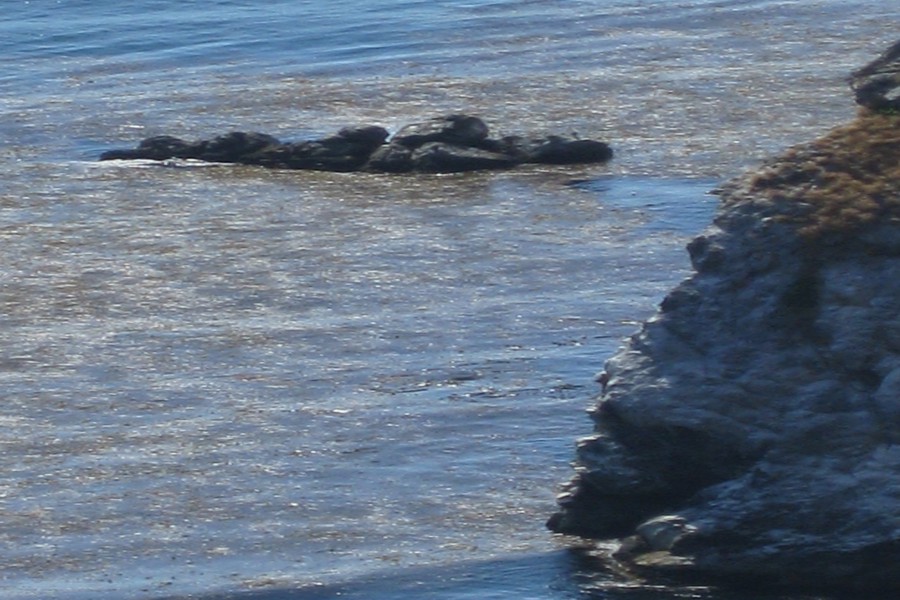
[{"x1": 1, "y1": 1, "x2": 897, "y2": 598}]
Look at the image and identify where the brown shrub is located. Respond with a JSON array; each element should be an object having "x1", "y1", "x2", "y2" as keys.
[{"x1": 738, "y1": 111, "x2": 900, "y2": 240}]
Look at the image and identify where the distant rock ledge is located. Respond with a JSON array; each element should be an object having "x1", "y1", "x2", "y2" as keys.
[
  {"x1": 549, "y1": 41, "x2": 900, "y2": 592},
  {"x1": 99, "y1": 114, "x2": 612, "y2": 173}
]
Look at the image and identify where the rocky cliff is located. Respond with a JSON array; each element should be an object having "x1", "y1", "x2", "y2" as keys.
[{"x1": 549, "y1": 42, "x2": 900, "y2": 591}]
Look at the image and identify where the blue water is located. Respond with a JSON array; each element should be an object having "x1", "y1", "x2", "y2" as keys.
[{"x1": 1, "y1": 1, "x2": 897, "y2": 599}]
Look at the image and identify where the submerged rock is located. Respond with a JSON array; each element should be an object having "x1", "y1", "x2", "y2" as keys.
[
  {"x1": 549, "y1": 41, "x2": 900, "y2": 592},
  {"x1": 99, "y1": 114, "x2": 612, "y2": 173}
]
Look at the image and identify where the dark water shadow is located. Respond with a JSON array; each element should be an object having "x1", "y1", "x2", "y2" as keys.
[
  {"x1": 568, "y1": 176, "x2": 719, "y2": 237},
  {"x1": 163, "y1": 548, "x2": 837, "y2": 600}
]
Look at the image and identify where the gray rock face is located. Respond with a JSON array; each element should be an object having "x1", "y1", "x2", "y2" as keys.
[{"x1": 549, "y1": 44, "x2": 900, "y2": 592}]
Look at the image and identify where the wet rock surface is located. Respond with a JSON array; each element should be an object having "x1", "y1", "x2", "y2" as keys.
[
  {"x1": 851, "y1": 39, "x2": 900, "y2": 111},
  {"x1": 100, "y1": 114, "x2": 612, "y2": 173},
  {"x1": 550, "y1": 41, "x2": 900, "y2": 592}
]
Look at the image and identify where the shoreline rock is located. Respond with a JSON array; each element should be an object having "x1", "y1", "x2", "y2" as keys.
[
  {"x1": 549, "y1": 41, "x2": 900, "y2": 592},
  {"x1": 99, "y1": 114, "x2": 612, "y2": 173},
  {"x1": 850, "y1": 39, "x2": 900, "y2": 112}
]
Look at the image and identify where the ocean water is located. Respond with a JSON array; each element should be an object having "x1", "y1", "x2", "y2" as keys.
[{"x1": 1, "y1": 1, "x2": 897, "y2": 599}]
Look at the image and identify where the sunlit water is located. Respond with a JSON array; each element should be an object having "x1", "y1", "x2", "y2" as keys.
[{"x1": 1, "y1": 1, "x2": 897, "y2": 598}]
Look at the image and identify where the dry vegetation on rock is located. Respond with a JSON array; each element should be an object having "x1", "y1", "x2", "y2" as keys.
[{"x1": 738, "y1": 110, "x2": 900, "y2": 239}]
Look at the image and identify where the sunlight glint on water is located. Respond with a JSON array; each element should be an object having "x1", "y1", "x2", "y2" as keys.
[{"x1": 1, "y1": 1, "x2": 897, "y2": 598}]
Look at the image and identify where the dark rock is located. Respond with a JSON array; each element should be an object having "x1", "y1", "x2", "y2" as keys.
[
  {"x1": 337, "y1": 125, "x2": 390, "y2": 146},
  {"x1": 98, "y1": 148, "x2": 144, "y2": 161},
  {"x1": 135, "y1": 135, "x2": 201, "y2": 159},
  {"x1": 99, "y1": 113, "x2": 613, "y2": 173},
  {"x1": 364, "y1": 143, "x2": 415, "y2": 173},
  {"x1": 851, "y1": 39, "x2": 900, "y2": 111},
  {"x1": 280, "y1": 127, "x2": 389, "y2": 172},
  {"x1": 196, "y1": 131, "x2": 281, "y2": 162},
  {"x1": 99, "y1": 135, "x2": 200, "y2": 161},
  {"x1": 529, "y1": 137, "x2": 614, "y2": 165},
  {"x1": 410, "y1": 142, "x2": 517, "y2": 173},
  {"x1": 391, "y1": 114, "x2": 490, "y2": 149},
  {"x1": 496, "y1": 135, "x2": 613, "y2": 164},
  {"x1": 493, "y1": 135, "x2": 540, "y2": 160},
  {"x1": 239, "y1": 144, "x2": 296, "y2": 169}
]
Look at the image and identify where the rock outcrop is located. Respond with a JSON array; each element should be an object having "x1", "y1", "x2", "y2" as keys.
[
  {"x1": 851, "y1": 39, "x2": 900, "y2": 112},
  {"x1": 100, "y1": 114, "x2": 612, "y2": 173},
  {"x1": 549, "y1": 42, "x2": 900, "y2": 592}
]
